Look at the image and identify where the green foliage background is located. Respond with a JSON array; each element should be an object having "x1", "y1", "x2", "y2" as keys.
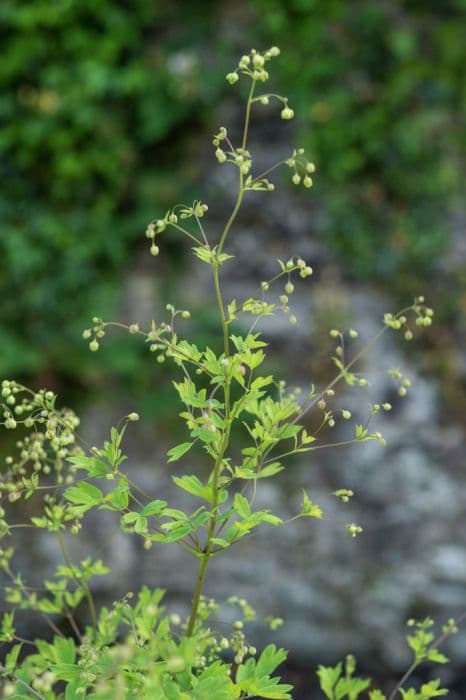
[{"x1": 1, "y1": 0, "x2": 465, "y2": 379}]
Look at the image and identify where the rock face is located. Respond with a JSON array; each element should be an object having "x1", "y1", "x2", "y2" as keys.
[{"x1": 4, "y1": 119, "x2": 466, "y2": 696}]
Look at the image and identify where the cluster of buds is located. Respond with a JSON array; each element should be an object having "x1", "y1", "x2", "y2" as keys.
[
  {"x1": 384, "y1": 298, "x2": 433, "y2": 341},
  {"x1": 226, "y1": 47, "x2": 280, "y2": 85},
  {"x1": 286, "y1": 148, "x2": 316, "y2": 188},
  {"x1": 333, "y1": 489, "x2": 354, "y2": 503},
  {"x1": 82, "y1": 316, "x2": 106, "y2": 352},
  {"x1": 261, "y1": 258, "x2": 313, "y2": 325},
  {"x1": 388, "y1": 367, "x2": 412, "y2": 397},
  {"x1": 227, "y1": 595, "x2": 257, "y2": 622},
  {"x1": 1, "y1": 383, "x2": 79, "y2": 498},
  {"x1": 346, "y1": 523, "x2": 363, "y2": 538},
  {"x1": 212, "y1": 126, "x2": 253, "y2": 176}
]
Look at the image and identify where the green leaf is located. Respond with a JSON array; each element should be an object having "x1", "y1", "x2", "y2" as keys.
[
  {"x1": 233, "y1": 493, "x2": 251, "y2": 519},
  {"x1": 192, "y1": 245, "x2": 213, "y2": 264},
  {"x1": 173, "y1": 475, "x2": 216, "y2": 504},
  {"x1": 64, "y1": 481, "x2": 103, "y2": 514},
  {"x1": 167, "y1": 441, "x2": 194, "y2": 462},
  {"x1": 67, "y1": 454, "x2": 108, "y2": 477},
  {"x1": 256, "y1": 645, "x2": 288, "y2": 677},
  {"x1": 301, "y1": 491, "x2": 323, "y2": 518},
  {"x1": 427, "y1": 649, "x2": 449, "y2": 664},
  {"x1": 317, "y1": 663, "x2": 343, "y2": 699},
  {"x1": 141, "y1": 500, "x2": 168, "y2": 517},
  {"x1": 4, "y1": 643, "x2": 22, "y2": 672}
]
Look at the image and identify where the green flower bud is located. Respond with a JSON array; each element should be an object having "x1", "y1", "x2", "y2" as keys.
[
  {"x1": 215, "y1": 148, "x2": 227, "y2": 163},
  {"x1": 292, "y1": 173, "x2": 301, "y2": 185},
  {"x1": 150, "y1": 244, "x2": 160, "y2": 256},
  {"x1": 226, "y1": 72, "x2": 238, "y2": 85},
  {"x1": 128, "y1": 412, "x2": 140, "y2": 422},
  {"x1": 303, "y1": 175, "x2": 313, "y2": 188},
  {"x1": 281, "y1": 106, "x2": 294, "y2": 120},
  {"x1": 89, "y1": 340, "x2": 99, "y2": 352}
]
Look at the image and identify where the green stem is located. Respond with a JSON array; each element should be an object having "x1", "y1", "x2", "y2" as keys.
[
  {"x1": 185, "y1": 77, "x2": 257, "y2": 638},
  {"x1": 388, "y1": 660, "x2": 419, "y2": 700},
  {"x1": 56, "y1": 531, "x2": 97, "y2": 630}
]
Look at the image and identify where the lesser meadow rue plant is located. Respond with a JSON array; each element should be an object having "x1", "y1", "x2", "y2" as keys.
[{"x1": 0, "y1": 48, "x2": 459, "y2": 699}]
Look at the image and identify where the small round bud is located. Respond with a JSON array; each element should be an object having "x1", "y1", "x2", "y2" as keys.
[
  {"x1": 89, "y1": 340, "x2": 99, "y2": 352},
  {"x1": 150, "y1": 244, "x2": 160, "y2": 256},
  {"x1": 128, "y1": 412, "x2": 140, "y2": 422},
  {"x1": 349, "y1": 329, "x2": 358, "y2": 338},
  {"x1": 303, "y1": 176, "x2": 313, "y2": 188},
  {"x1": 261, "y1": 281, "x2": 269, "y2": 292},
  {"x1": 289, "y1": 314, "x2": 297, "y2": 325},
  {"x1": 285, "y1": 281, "x2": 294, "y2": 294},
  {"x1": 342, "y1": 410, "x2": 351, "y2": 420},
  {"x1": 269, "y1": 46, "x2": 280, "y2": 56},
  {"x1": 129, "y1": 323, "x2": 139, "y2": 335},
  {"x1": 306, "y1": 162, "x2": 316, "y2": 173},
  {"x1": 82, "y1": 329, "x2": 92, "y2": 339},
  {"x1": 260, "y1": 96, "x2": 269, "y2": 105},
  {"x1": 292, "y1": 173, "x2": 301, "y2": 185},
  {"x1": 226, "y1": 72, "x2": 239, "y2": 85},
  {"x1": 215, "y1": 148, "x2": 227, "y2": 163},
  {"x1": 404, "y1": 330, "x2": 413, "y2": 341},
  {"x1": 181, "y1": 310, "x2": 191, "y2": 319},
  {"x1": 281, "y1": 106, "x2": 294, "y2": 120},
  {"x1": 383, "y1": 403, "x2": 392, "y2": 411}
]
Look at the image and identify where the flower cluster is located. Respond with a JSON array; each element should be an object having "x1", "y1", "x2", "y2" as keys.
[
  {"x1": 226, "y1": 46, "x2": 281, "y2": 86},
  {"x1": 286, "y1": 148, "x2": 316, "y2": 188}
]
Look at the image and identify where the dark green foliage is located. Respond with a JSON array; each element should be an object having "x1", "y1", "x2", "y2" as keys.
[
  {"x1": 251, "y1": 0, "x2": 466, "y2": 283},
  {"x1": 0, "y1": 0, "x2": 223, "y2": 376}
]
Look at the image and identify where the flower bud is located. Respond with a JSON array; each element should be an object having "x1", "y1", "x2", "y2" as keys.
[
  {"x1": 303, "y1": 176, "x2": 313, "y2": 188},
  {"x1": 281, "y1": 106, "x2": 294, "y2": 120},
  {"x1": 226, "y1": 72, "x2": 239, "y2": 84},
  {"x1": 215, "y1": 148, "x2": 227, "y2": 163},
  {"x1": 292, "y1": 173, "x2": 301, "y2": 185},
  {"x1": 89, "y1": 340, "x2": 99, "y2": 352}
]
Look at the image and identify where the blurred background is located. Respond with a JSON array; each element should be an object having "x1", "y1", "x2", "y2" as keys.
[{"x1": 1, "y1": 0, "x2": 466, "y2": 696}]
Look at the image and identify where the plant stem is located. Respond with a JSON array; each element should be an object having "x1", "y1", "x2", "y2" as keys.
[
  {"x1": 186, "y1": 77, "x2": 256, "y2": 638},
  {"x1": 56, "y1": 531, "x2": 97, "y2": 630},
  {"x1": 388, "y1": 660, "x2": 418, "y2": 700}
]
